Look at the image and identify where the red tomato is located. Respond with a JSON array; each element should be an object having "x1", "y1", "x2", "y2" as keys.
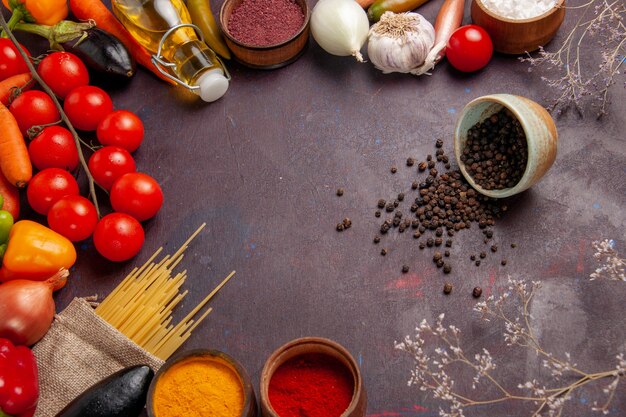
[
  {"x1": 28, "y1": 126, "x2": 79, "y2": 171},
  {"x1": 93, "y1": 212, "x2": 145, "y2": 262},
  {"x1": 38, "y1": 52, "x2": 89, "y2": 99},
  {"x1": 0, "y1": 39, "x2": 30, "y2": 81},
  {"x1": 9, "y1": 90, "x2": 60, "y2": 137},
  {"x1": 47, "y1": 195, "x2": 98, "y2": 242},
  {"x1": 88, "y1": 146, "x2": 136, "y2": 191},
  {"x1": 110, "y1": 173, "x2": 163, "y2": 221},
  {"x1": 97, "y1": 110, "x2": 144, "y2": 152},
  {"x1": 446, "y1": 25, "x2": 493, "y2": 73},
  {"x1": 26, "y1": 168, "x2": 80, "y2": 215},
  {"x1": 63, "y1": 86, "x2": 113, "y2": 131}
]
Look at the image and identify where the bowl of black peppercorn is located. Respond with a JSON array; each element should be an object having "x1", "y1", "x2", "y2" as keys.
[{"x1": 454, "y1": 94, "x2": 558, "y2": 198}]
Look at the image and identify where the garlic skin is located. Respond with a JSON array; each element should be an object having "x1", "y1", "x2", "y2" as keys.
[
  {"x1": 367, "y1": 12, "x2": 436, "y2": 74},
  {"x1": 311, "y1": 0, "x2": 370, "y2": 61}
]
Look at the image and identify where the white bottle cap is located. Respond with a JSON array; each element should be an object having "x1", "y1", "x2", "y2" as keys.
[{"x1": 196, "y1": 69, "x2": 229, "y2": 102}]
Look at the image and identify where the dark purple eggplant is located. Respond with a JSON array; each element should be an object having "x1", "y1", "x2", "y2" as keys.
[
  {"x1": 55, "y1": 365, "x2": 154, "y2": 417},
  {"x1": 62, "y1": 27, "x2": 136, "y2": 79},
  {"x1": 14, "y1": 20, "x2": 136, "y2": 79}
]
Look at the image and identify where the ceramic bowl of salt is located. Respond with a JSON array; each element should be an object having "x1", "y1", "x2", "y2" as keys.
[{"x1": 471, "y1": 0, "x2": 565, "y2": 54}]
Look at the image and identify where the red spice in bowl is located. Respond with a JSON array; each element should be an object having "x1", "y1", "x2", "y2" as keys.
[
  {"x1": 268, "y1": 353, "x2": 354, "y2": 417},
  {"x1": 227, "y1": 0, "x2": 305, "y2": 47}
]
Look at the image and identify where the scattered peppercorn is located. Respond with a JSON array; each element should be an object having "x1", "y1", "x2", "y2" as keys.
[
  {"x1": 402, "y1": 265, "x2": 410, "y2": 273},
  {"x1": 475, "y1": 260, "x2": 481, "y2": 266},
  {"x1": 336, "y1": 188, "x2": 344, "y2": 196},
  {"x1": 375, "y1": 210, "x2": 381, "y2": 217},
  {"x1": 412, "y1": 181, "x2": 419, "y2": 190},
  {"x1": 444, "y1": 250, "x2": 450, "y2": 257},
  {"x1": 435, "y1": 139, "x2": 443, "y2": 148},
  {"x1": 381, "y1": 248, "x2": 388, "y2": 256},
  {"x1": 491, "y1": 245, "x2": 498, "y2": 253},
  {"x1": 443, "y1": 264, "x2": 451, "y2": 274},
  {"x1": 418, "y1": 162, "x2": 427, "y2": 171},
  {"x1": 501, "y1": 259, "x2": 507, "y2": 266},
  {"x1": 426, "y1": 238, "x2": 434, "y2": 247},
  {"x1": 443, "y1": 283, "x2": 453, "y2": 294},
  {"x1": 397, "y1": 193, "x2": 405, "y2": 201},
  {"x1": 373, "y1": 236, "x2": 380, "y2": 244},
  {"x1": 433, "y1": 252, "x2": 443, "y2": 262},
  {"x1": 470, "y1": 254, "x2": 476, "y2": 261},
  {"x1": 435, "y1": 238, "x2": 443, "y2": 246},
  {"x1": 407, "y1": 158, "x2": 415, "y2": 167},
  {"x1": 336, "y1": 223, "x2": 344, "y2": 232},
  {"x1": 472, "y1": 287, "x2": 483, "y2": 298},
  {"x1": 479, "y1": 251, "x2": 487, "y2": 259},
  {"x1": 391, "y1": 166, "x2": 397, "y2": 174},
  {"x1": 511, "y1": 243, "x2": 517, "y2": 248},
  {"x1": 378, "y1": 199, "x2": 386, "y2": 208},
  {"x1": 436, "y1": 259, "x2": 444, "y2": 268},
  {"x1": 342, "y1": 218, "x2": 352, "y2": 229},
  {"x1": 446, "y1": 240, "x2": 453, "y2": 247}
]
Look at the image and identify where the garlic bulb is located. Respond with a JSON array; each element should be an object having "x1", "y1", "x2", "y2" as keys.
[
  {"x1": 311, "y1": 0, "x2": 370, "y2": 62},
  {"x1": 367, "y1": 12, "x2": 437, "y2": 74}
]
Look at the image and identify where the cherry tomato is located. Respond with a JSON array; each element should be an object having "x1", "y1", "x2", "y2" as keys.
[
  {"x1": 28, "y1": 126, "x2": 79, "y2": 171},
  {"x1": 47, "y1": 195, "x2": 98, "y2": 242},
  {"x1": 9, "y1": 90, "x2": 60, "y2": 137},
  {"x1": 38, "y1": 52, "x2": 89, "y2": 99},
  {"x1": 0, "y1": 39, "x2": 30, "y2": 81},
  {"x1": 97, "y1": 110, "x2": 144, "y2": 152},
  {"x1": 110, "y1": 173, "x2": 163, "y2": 221},
  {"x1": 93, "y1": 212, "x2": 145, "y2": 262},
  {"x1": 446, "y1": 25, "x2": 493, "y2": 73},
  {"x1": 26, "y1": 168, "x2": 80, "y2": 215},
  {"x1": 88, "y1": 146, "x2": 136, "y2": 191},
  {"x1": 63, "y1": 85, "x2": 113, "y2": 131}
]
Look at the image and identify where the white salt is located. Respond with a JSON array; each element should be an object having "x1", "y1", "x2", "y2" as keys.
[{"x1": 481, "y1": 0, "x2": 557, "y2": 20}]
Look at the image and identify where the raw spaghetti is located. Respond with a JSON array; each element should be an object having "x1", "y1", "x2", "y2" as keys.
[{"x1": 95, "y1": 223, "x2": 235, "y2": 360}]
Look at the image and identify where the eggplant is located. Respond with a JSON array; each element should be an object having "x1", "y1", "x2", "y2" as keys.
[
  {"x1": 55, "y1": 365, "x2": 154, "y2": 417},
  {"x1": 61, "y1": 27, "x2": 136, "y2": 79},
  {"x1": 14, "y1": 21, "x2": 136, "y2": 80}
]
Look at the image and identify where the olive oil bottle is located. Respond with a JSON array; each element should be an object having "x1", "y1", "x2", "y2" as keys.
[{"x1": 112, "y1": 0, "x2": 228, "y2": 102}]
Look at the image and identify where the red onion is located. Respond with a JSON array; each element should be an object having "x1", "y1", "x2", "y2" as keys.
[{"x1": 0, "y1": 269, "x2": 68, "y2": 346}]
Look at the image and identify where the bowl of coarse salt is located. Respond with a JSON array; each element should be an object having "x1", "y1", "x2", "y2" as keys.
[{"x1": 471, "y1": 0, "x2": 565, "y2": 54}]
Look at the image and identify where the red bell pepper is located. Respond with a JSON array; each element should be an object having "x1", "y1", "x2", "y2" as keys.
[{"x1": 0, "y1": 339, "x2": 38, "y2": 417}]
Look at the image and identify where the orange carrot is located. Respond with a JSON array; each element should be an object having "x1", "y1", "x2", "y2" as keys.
[
  {"x1": 0, "y1": 169, "x2": 20, "y2": 219},
  {"x1": 0, "y1": 103, "x2": 32, "y2": 188},
  {"x1": 0, "y1": 73, "x2": 33, "y2": 106},
  {"x1": 68, "y1": 0, "x2": 175, "y2": 85},
  {"x1": 355, "y1": 0, "x2": 377, "y2": 8}
]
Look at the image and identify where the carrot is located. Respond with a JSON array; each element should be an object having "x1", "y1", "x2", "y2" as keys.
[
  {"x1": 0, "y1": 73, "x2": 33, "y2": 106},
  {"x1": 0, "y1": 103, "x2": 32, "y2": 188},
  {"x1": 0, "y1": 169, "x2": 20, "y2": 219},
  {"x1": 68, "y1": 0, "x2": 175, "y2": 85},
  {"x1": 355, "y1": 0, "x2": 377, "y2": 10}
]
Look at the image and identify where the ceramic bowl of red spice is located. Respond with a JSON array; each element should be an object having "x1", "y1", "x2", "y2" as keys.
[
  {"x1": 219, "y1": 0, "x2": 310, "y2": 69},
  {"x1": 260, "y1": 337, "x2": 367, "y2": 417}
]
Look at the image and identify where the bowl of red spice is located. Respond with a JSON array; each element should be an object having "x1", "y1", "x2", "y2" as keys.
[
  {"x1": 260, "y1": 337, "x2": 366, "y2": 417},
  {"x1": 219, "y1": 0, "x2": 310, "y2": 69}
]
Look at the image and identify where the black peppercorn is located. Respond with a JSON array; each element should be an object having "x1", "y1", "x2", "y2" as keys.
[
  {"x1": 501, "y1": 259, "x2": 507, "y2": 266},
  {"x1": 443, "y1": 282, "x2": 453, "y2": 294},
  {"x1": 402, "y1": 265, "x2": 410, "y2": 273},
  {"x1": 443, "y1": 264, "x2": 451, "y2": 274},
  {"x1": 373, "y1": 236, "x2": 380, "y2": 244},
  {"x1": 381, "y1": 248, "x2": 388, "y2": 256},
  {"x1": 472, "y1": 287, "x2": 483, "y2": 298},
  {"x1": 336, "y1": 223, "x2": 344, "y2": 232},
  {"x1": 391, "y1": 166, "x2": 397, "y2": 174},
  {"x1": 336, "y1": 188, "x2": 344, "y2": 196},
  {"x1": 407, "y1": 158, "x2": 415, "y2": 167}
]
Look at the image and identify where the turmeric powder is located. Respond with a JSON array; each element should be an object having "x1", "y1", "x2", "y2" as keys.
[{"x1": 152, "y1": 356, "x2": 244, "y2": 417}]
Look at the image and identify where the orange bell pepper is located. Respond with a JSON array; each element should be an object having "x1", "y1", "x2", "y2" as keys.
[
  {"x1": 2, "y1": 0, "x2": 68, "y2": 29},
  {"x1": 0, "y1": 220, "x2": 76, "y2": 285}
]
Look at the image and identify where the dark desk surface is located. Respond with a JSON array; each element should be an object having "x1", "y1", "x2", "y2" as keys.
[{"x1": 12, "y1": 0, "x2": 626, "y2": 415}]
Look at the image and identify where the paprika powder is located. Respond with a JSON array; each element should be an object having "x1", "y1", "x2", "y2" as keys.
[
  {"x1": 268, "y1": 353, "x2": 355, "y2": 417},
  {"x1": 0, "y1": 338, "x2": 39, "y2": 417}
]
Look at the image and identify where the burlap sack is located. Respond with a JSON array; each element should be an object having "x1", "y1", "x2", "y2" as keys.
[{"x1": 32, "y1": 298, "x2": 164, "y2": 417}]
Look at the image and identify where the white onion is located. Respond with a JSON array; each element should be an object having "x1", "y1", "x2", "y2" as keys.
[{"x1": 310, "y1": 0, "x2": 370, "y2": 61}]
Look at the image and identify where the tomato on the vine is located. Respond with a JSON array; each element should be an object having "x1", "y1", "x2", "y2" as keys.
[
  {"x1": 9, "y1": 90, "x2": 60, "y2": 137},
  {"x1": 97, "y1": 110, "x2": 144, "y2": 152},
  {"x1": 26, "y1": 168, "x2": 80, "y2": 215},
  {"x1": 63, "y1": 85, "x2": 113, "y2": 131},
  {"x1": 446, "y1": 25, "x2": 493, "y2": 73},
  {"x1": 28, "y1": 126, "x2": 79, "y2": 171},
  {"x1": 0, "y1": 39, "x2": 30, "y2": 81},
  {"x1": 88, "y1": 146, "x2": 136, "y2": 191},
  {"x1": 38, "y1": 52, "x2": 89, "y2": 99},
  {"x1": 110, "y1": 172, "x2": 163, "y2": 221},
  {"x1": 93, "y1": 213, "x2": 145, "y2": 262},
  {"x1": 47, "y1": 195, "x2": 98, "y2": 242}
]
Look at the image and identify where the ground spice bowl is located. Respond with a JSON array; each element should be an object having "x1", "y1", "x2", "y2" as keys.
[
  {"x1": 453, "y1": 94, "x2": 558, "y2": 199},
  {"x1": 219, "y1": 0, "x2": 310, "y2": 69},
  {"x1": 147, "y1": 349, "x2": 257, "y2": 417},
  {"x1": 260, "y1": 337, "x2": 367, "y2": 417},
  {"x1": 471, "y1": 0, "x2": 566, "y2": 54}
]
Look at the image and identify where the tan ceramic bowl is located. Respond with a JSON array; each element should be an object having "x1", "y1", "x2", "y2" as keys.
[
  {"x1": 471, "y1": 0, "x2": 566, "y2": 54},
  {"x1": 147, "y1": 349, "x2": 257, "y2": 417},
  {"x1": 454, "y1": 94, "x2": 558, "y2": 198},
  {"x1": 260, "y1": 337, "x2": 367, "y2": 417},
  {"x1": 219, "y1": 0, "x2": 310, "y2": 69}
]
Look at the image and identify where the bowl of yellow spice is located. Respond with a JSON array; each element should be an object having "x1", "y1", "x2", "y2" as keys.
[{"x1": 147, "y1": 349, "x2": 257, "y2": 417}]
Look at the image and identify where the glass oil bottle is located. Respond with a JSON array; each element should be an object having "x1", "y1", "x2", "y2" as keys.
[{"x1": 111, "y1": 0, "x2": 229, "y2": 102}]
